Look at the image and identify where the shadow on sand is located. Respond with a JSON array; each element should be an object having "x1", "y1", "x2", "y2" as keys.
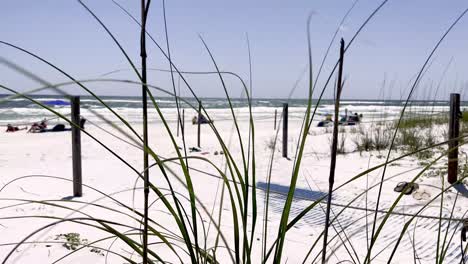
[
  {"x1": 454, "y1": 183, "x2": 468, "y2": 198},
  {"x1": 61, "y1": 195, "x2": 76, "y2": 201},
  {"x1": 257, "y1": 182, "x2": 328, "y2": 201}
]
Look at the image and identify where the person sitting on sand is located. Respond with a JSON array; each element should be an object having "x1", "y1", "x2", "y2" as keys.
[
  {"x1": 28, "y1": 119, "x2": 48, "y2": 133},
  {"x1": 39, "y1": 119, "x2": 47, "y2": 129},
  {"x1": 28, "y1": 123, "x2": 40, "y2": 133},
  {"x1": 80, "y1": 117, "x2": 86, "y2": 129},
  {"x1": 348, "y1": 113, "x2": 360, "y2": 122},
  {"x1": 28, "y1": 123, "x2": 43, "y2": 133},
  {"x1": 6, "y1": 124, "x2": 27, "y2": 132}
]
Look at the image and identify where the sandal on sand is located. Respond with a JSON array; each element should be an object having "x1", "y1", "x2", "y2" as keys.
[
  {"x1": 403, "y1": 183, "x2": 419, "y2": 195},
  {"x1": 394, "y1": 182, "x2": 419, "y2": 195},
  {"x1": 189, "y1": 147, "x2": 202, "y2": 152},
  {"x1": 394, "y1": 182, "x2": 407, "y2": 193}
]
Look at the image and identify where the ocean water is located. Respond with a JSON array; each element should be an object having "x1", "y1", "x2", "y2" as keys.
[{"x1": 0, "y1": 94, "x2": 465, "y2": 126}]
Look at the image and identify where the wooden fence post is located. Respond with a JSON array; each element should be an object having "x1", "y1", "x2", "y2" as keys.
[
  {"x1": 274, "y1": 109, "x2": 277, "y2": 130},
  {"x1": 197, "y1": 102, "x2": 202, "y2": 148},
  {"x1": 448, "y1": 93, "x2": 460, "y2": 184},
  {"x1": 282, "y1": 103, "x2": 288, "y2": 158},
  {"x1": 71, "y1": 96, "x2": 82, "y2": 197}
]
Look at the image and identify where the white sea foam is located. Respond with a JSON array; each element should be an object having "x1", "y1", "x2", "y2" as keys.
[{"x1": 0, "y1": 96, "x2": 457, "y2": 126}]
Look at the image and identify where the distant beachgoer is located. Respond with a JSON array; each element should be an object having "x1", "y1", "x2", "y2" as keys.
[
  {"x1": 28, "y1": 119, "x2": 48, "y2": 133},
  {"x1": 80, "y1": 117, "x2": 86, "y2": 129},
  {"x1": 192, "y1": 115, "x2": 211, "y2": 125},
  {"x1": 6, "y1": 124, "x2": 27, "y2": 132},
  {"x1": 348, "y1": 113, "x2": 360, "y2": 122},
  {"x1": 28, "y1": 124, "x2": 35, "y2": 132},
  {"x1": 28, "y1": 123, "x2": 41, "y2": 133},
  {"x1": 6, "y1": 124, "x2": 18, "y2": 132},
  {"x1": 39, "y1": 119, "x2": 47, "y2": 129}
]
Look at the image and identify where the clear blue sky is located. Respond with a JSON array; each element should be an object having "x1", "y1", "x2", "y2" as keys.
[{"x1": 1, "y1": 0, "x2": 467, "y2": 100}]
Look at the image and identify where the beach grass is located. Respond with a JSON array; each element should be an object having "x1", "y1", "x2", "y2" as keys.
[{"x1": 1, "y1": 1, "x2": 468, "y2": 264}]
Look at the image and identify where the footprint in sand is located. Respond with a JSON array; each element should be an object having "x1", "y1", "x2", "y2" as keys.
[{"x1": 412, "y1": 189, "x2": 430, "y2": 200}]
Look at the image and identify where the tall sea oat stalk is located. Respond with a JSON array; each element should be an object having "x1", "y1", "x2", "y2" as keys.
[{"x1": 322, "y1": 38, "x2": 345, "y2": 263}]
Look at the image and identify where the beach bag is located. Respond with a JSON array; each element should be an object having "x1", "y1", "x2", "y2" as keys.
[{"x1": 51, "y1": 124, "x2": 66, "y2": 132}]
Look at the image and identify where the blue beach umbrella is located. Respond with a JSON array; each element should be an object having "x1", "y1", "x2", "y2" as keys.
[{"x1": 43, "y1": 100, "x2": 70, "y2": 106}]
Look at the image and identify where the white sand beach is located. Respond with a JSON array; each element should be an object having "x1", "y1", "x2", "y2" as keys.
[{"x1": 1, "y1": 110, "x2": 467, "y2": 263}]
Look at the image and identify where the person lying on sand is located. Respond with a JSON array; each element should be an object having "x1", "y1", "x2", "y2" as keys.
[
  {"x1": 6, "y1": 124, "x2": 27, "y2": 132},
  {"x1": 31, "y1": 118, "x2": 86, "y2": 133}
]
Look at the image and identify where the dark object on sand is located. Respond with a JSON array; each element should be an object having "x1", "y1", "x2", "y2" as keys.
[
  {"x1": 40, "y1": 124, "x2": 70, "y2": 132},
  {"x1": 192, "y1": 115, "x2": 211, "y2": 125},
  {"x1": 189, "y1": 147, "x2": 201, "y2": 152},
  {"x1": 338, "y1": 112, "x2": 362, "y2": 126},
  {"x1": 317, "y1": 114, "x2": 332, "y2": 127},
  {"x1": 51, "y1": 124, "x2": 67, "y2": 132},
  {"x1": 394, "y1": 181, "x2": 419, "y2": 195},
  {"x1": 318, "y1": 113, "x2": 362, "y2": 127},
  {"x1": 79, "y1": 118, "x2": 86, "y2": 129},
  {"x1": 317, "y1": 120, "x2": 332, "y2": 127}
]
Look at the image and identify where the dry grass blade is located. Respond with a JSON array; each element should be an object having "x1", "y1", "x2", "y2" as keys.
[{"x1": 322, "y1": 38, "x2": 345, "y2": 263}]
